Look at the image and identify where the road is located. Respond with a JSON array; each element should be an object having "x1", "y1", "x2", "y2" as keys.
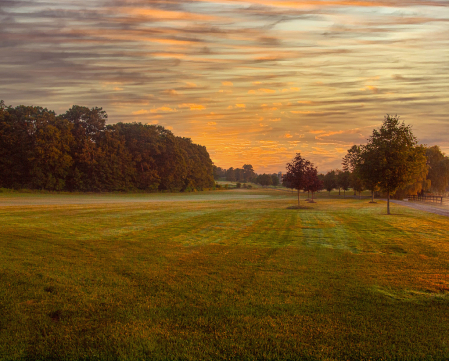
[{"x1": 390, "y1": 199, "x2": 449, "y2": 217}]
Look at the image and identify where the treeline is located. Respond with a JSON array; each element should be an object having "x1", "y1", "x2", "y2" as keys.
[
  {"x1": 320, "y1": 170, "x2": 354, "y2": 196},
  {"x1": 341, "y1": 121, "x2": 449, "y2": 200},
  {"x1": 213, "y1": 164, "x2": 256, "y2": 183},
  {"x1": 213, "y1": 164, "x2": 282, "y2": 187},
  {"x1": 0, "y1": 102, "x2": 215, "y2": 192},
  {"x1": 340, "y1": 115, "x2": 449, "y2": 214},
  {"x1": 255, "y1": 173, "x2": 280, "y2": 186}
]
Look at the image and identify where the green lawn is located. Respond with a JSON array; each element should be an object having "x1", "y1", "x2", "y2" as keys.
[{"x1": 1, "y1": 190, "x2": 449, "y2": 360}]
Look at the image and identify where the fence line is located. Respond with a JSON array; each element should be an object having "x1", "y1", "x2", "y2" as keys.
[{"x1": 407, "y1": 195, "x2": 444, "y2": 204}]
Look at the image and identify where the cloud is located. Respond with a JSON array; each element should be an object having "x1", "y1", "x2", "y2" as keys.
[
  {"x1": 258, "y1": 88, "x2": 276, "y2": 93},
  {"x1": 180, "y1": 103, "x2": 206, "y2": 110},
  {"x1": 282, "y1": 87, "x2": 300, "y2": 92},
  {"x1": 1, "y1": 0, "x2": 448, "y2": 173},
  {"x1": 150, "y1": 107, "x2": 177, "y2": 113},
  {"x1": 162, "y1": 89, "x2": 180, "y2": 96},
  {"x1": 132, "y1": 109, "x2": 149, "y2": 115}
]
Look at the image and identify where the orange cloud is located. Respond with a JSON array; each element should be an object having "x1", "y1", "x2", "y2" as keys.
[
  {"x1": 162, "y1": 89, "x2": 180, "y2": 96},
  {"x1": 121, "y1": 7, "x2": 217, "y2": 21},
  {"x1": 153, "y1": 53, "x2": 186, "y2": 59},
  {"x1": 180, "y1": 103, "x2": 206, "y2": 110},
  {"x1": 236, "y1": 104, "x2": 246, "y2": 108},
  {"x1": 222, "y1": 81, "x2": 233, "y2": 86},
  {"x1": 282, "y1": 87, "x2": 300, "y2": 92},
  {"x1": 132, "y1": 109, "x2": 149, "y2": 115},
  {"x1": 150, "y1": 106, "x2": 176, "y2": 113}
]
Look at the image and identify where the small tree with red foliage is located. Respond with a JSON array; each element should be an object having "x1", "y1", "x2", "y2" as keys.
[
  {"x1": 305, "y1": 167, "x2": 323, "y2": 203},
  {"x1": 284, "y1": 153, "x2": 314, "y2": 207}
]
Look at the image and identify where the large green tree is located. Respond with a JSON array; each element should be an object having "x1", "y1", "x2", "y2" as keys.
[
  {"x1": 323, "y1": 170, "x2": 337, "y2": 194},
  {"x1": 361, "y1": 115, "x2": 427, "y2": 214},
  {"x1": 426, "y1": 146, "x2": 449, "y2": 194},
  {"x1": 337, "y1": 170, "x2": 351, "y2": 198}
]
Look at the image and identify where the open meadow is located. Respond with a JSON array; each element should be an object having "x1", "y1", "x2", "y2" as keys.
[{"x1": 1, "y1": 189, "x2": 449, "y2": 360}]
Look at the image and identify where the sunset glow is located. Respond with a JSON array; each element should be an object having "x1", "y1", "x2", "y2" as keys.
[{"x1": 1, "y1": 0, "x2": 448, "y2": 172}]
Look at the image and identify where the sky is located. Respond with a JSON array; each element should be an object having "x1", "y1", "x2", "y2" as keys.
[{"x1": 1, "y1": 0, "x2": 448, "y2": 173}]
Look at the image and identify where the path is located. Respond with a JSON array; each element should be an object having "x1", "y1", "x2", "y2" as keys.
[{"x1": 390, "y1": 199, "x2": 449, "y2": 217}]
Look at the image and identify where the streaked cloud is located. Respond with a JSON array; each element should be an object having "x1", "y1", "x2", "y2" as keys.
[
  {"x1": 182, "y1": 104, "x2": 206, "y2": 111},
  {"x1": 0, "y1": 0, "x2": 448, "y2": 172}
]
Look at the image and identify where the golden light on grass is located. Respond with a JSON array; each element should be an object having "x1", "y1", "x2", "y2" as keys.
[{"x1": 1, "y1": 190, "x2": 449, "y2": 359}]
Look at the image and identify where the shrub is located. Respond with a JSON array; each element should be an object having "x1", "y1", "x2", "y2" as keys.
[{"x1": 236, "y1": 182, "x2": 241, "y2": 188}]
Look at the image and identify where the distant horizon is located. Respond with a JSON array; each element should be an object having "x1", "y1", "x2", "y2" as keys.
[{"x1": 1, "y1": 1, "x2": 448, "y2": 174}]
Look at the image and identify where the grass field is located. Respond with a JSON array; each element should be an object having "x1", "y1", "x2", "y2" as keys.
[{"x1": 1, "y1": 189, "x2": 449, "y2": 360}]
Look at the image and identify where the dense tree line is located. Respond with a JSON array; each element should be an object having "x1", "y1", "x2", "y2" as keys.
[
  {"x1": 0, "y1": 102, "x2": 215, "y2": 192},
  {"x1": 213, "y1": 164, "x2": 256, "y2": 183}
]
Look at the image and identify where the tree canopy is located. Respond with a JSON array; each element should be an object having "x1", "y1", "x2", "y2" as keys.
[
  {"x1": 350, "y1": 115, "x2": 427, "y2": 214},
  {"x1": 284, "y1": 153, "x2": 315, "y2": 206},
  {"x1": 0, "y1": 103, "x2": 215, "y2": 192}
]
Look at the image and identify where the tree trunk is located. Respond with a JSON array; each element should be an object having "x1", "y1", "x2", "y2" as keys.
[
  {"x1": 339, "y1": 188, "x2": 341, "y2": 195},
  {"x1": 387, "y1": 190, "x2": 390, "y2": 215},
  {"x1": 344, "y1": 189, "x2": 345, "y2": 198},
  {"x1": 312, "y1": 192, "x2": 314, "y2": 201},
  {"x1": 297, "y1": 188, "x2": 300, "y2": 207},
  {"x1": 372, "y1": 190, "x2": 374, "y2": 202}
]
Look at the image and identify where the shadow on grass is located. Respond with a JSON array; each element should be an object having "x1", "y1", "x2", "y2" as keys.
[{"x1": 286, "y1": 205, "x2": 313, "y2": 210}]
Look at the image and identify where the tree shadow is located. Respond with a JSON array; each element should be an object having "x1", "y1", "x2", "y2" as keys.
[{"x1": 286, "y1": 205, "x2": 313, "y2": 210}]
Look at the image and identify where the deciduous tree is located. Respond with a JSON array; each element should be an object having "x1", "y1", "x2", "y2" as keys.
[
  {"x1": 284, "y1": 153, "x2": 314, "y2": 207},
  {"x1": 361, "y1": 115, "x2": 427, "y2": 214}
]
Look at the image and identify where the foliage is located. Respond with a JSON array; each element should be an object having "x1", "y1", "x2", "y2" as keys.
[
  {"x1": 360, "y1": 115, "x2": 427, "y2": 214},
  {"x1": 256, "y1": 173, "x2": 273, "y2": 186},
  {"x1": 426, "y1": 145, "x2": 449, "y2": 194},
  {"x1": 337, "y1": 170, "x2": 351, "y2": 197},
  {"x1": 323, "y1": 170, "x2": 337, "y2": 193},
  {"x1": 0, "y1": 103, "x2": 215, "y2": 192},
  {"x1": 284, "y1": 153, "x2": 314, "y2": 206},
  {"x1": 304, "y1": 167, "x2": 323, "y2": 201}
]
